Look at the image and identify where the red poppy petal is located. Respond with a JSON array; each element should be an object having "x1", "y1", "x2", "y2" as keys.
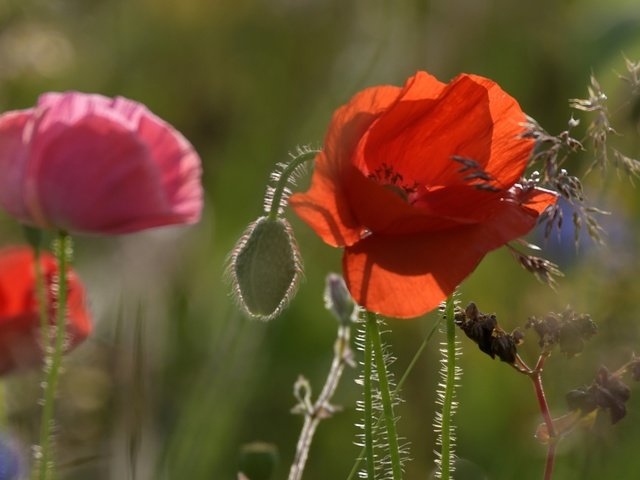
[
  {"x1": 0, "y1": 246, "x2": 92, "y2": 374},
  {"x1": 290, "y1": 84, "x2": 403, "y2": 247},
  {"x1": 343, "y1": 187, "x2": 556, "y2": 318},
  {"x1": 358, "y1": 74, "x2": 531, "y2": 189},
  {"x1": 289, "y1": 151, "x2": 364, "y2": 247},
  {"x1": 468, "y1": 74, "x2": 534, "y2": 187}
]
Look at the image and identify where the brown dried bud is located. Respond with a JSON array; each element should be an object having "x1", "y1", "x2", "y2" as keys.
[
  {"x1": 566, "y1": 366, "x2": 631, "y2": 424},
  {"x1": 526, "y1": 309, "x2": 596, "y2": 357},
  {"x1": 455, "y1": 303, "x2": 521, "y2": 365}
]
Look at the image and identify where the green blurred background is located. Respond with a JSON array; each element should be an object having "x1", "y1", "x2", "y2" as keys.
[{"x1": 0, "y1": 0, "x2": 640, "y2": 479}]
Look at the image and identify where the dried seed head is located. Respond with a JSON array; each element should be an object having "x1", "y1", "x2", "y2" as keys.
[
  {"x1": 566, "y1": 367, "x2": 631, "y2": 424},
  {"x1": 323, "y1": 273, "x2": 355, "y2": 325},
  {"x1": 454, "y1": 303, "x2": 521, "y2": 365},
  {"x1": 526, "y1": 309, "x2": 597, "y2": 357},
  {"x1": 228, "y1": 216, "x2": 302, "y2": 321}
]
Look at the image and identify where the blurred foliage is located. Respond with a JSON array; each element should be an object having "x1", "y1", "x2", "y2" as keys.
[{"x1": 0, "y1": 0, "x2": 639, "y2": 479}]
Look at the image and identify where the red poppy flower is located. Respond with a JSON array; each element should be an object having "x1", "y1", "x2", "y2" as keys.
[
  {"x1": 0, "y1": 92, "x2": 202, "y2": 234},
  {"x1": 290, "y1": 72, "x2": 557, "y2": 318},
  {"x1": 0, "y1": 246, "x2": 91, "y2": 375}
]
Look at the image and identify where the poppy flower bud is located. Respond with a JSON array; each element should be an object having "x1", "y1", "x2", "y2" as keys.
[
  {"x1": 230, "y1": 217, "x2": 302, "y2": 321},
  {"x1": 323, "y1": 273, "x2": 355, "y2": 325},
  {"x1": 238, "y1": 442, "x2": 278, "y2": 480},
  {"x1": 0, "y1": 92, "x2": 203, "y2": 234}
]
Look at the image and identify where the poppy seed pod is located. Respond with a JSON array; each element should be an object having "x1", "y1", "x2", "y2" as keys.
[
  {"x1": 0, "y1": 92, "x2": 203, "y2": 234},
  {"x1": 290, "y1": 71, "x2": 557, "y2": 318},
  {"x1": 229, "y1": 216, "x2": 302, "y2": 321},
  {"x1": 0, "y1": 246, "x2": 92, "y2": 375}
]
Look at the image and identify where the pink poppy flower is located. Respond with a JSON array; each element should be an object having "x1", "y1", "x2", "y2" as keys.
[
  {"x1": 0, "y1": 246, "x2": 92, "y2": 375},
  {"x1": 0, "y1": 92, "x2": 203, "y2": 234}
]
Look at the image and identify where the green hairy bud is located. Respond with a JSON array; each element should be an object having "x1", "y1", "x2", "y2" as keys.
[{"x1": 229, "y1": 216, "x2": 302, "y2": 321}]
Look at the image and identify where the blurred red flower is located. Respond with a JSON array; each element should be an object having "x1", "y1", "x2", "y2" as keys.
[
  {"x1": 0, "y1": 92, "x2": 203, "y2": 234},
  {"x1": 290, "y1": 72, "x2": 557, "y2": 318},
  {"x1": 0, "y1": 246, "x2": 91, "y2": 375}
]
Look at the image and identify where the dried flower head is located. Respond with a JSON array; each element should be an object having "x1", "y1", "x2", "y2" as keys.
[
  {"x1": 566, "y1": 366, "x2": 631, "y2": 424},
  {"x1": 526, "y1": 309, "x2": 597, "y2": 357},
  {"x1": 454, "y1": 303, "x2": 523, "y2": 364}
]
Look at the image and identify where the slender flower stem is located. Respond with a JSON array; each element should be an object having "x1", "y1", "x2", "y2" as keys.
[
  {"x1": 266, "y1": 149, "x2": 318, "y2": 221},
  {"x1": 439, "y1": 295, "x2": 457, "y2": 480},
  {"x1": 32, "y1": 244, "x2": 50, "y2": 355},
  {"x1": 36, "y1": 231, "x2": 71, "y2": 480},
  {"x1": 346, "y1": 316, "x2": 441, "y2": 480},
  {"x1": 544, "y1": 444, "x2": 556, "y2": 480},
  {"x1": 363, "y1": 316, "x2": 376, "y2": 480},
  {"x1": 531, "y1": 353, "x2": 556, "y2": 480},
  {"x1": 367, "y1": 312, "x2": 403, "y2": 480},
  {"x1": 288, "y1": 325, "x2": 352, "y2": 480},
  {"x1": 24, "y1": 227, "x2": 49, "y2": 352},
  {"x1": 532, "y1": 354, "x2": 555, "y2": 439},
  {"x1": 515, "y1": 352, "x2": 556, "y2": 480}
]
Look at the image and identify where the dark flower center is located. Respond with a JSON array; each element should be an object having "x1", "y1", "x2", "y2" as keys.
[{"x1": 368, "y1": 163, "x2": 419, "y2": 204}]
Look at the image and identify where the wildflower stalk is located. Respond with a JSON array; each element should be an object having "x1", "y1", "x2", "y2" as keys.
[
  {"x1": 532, "y1": 354, "x2": 556, "y2": 480},
  {"x1": 346, "y1": 316, "x2": 442, "y2": 480},
  {"x1": 266, "y1": 149, "x2": 317, "y2": 221},
  {"x1": 288, "y1": 323, "x2": 353, "y2": 480},
  {"x1": 438, "y1": 295, "x2": 457, "y2": 480},
  {"x1": 36, "y1": 231, "x2": 71, "y2": 480},
  {"x1": 366, "y1": 311, "x2": 403, "y2": 480},
  {"x1": 23, "y1": 227, "x2": 49, "y2": 351},
  {"x1": 515, "y1": 352, "x2": 556, "y2": 480},
  {"x1": 363, "y1": 314, "x2": 376, "y2": 480}
]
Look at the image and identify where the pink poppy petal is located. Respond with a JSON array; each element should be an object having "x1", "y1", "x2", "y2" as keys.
[{"x1": 0, "y1": 110, "x2": 33, "y2": 223}]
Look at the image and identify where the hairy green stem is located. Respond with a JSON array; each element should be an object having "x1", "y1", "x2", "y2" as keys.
[
  {"x1": 36, "y1": 231, "x2": 71, "y2": 480},
  {"x1": 24, "y1": 227, "x2": 49, "y2": 352},
  {"x1": 367, "y1": 312, "x2": 403, "y2": 480},
  {"x1": 266, "y1": 150, "x2": 317, "y2": 221},
  {"x1": 347, "y1": 316, "x2": 441, "y2": 480},
  {"x1": 439, "y1": 295, "x2": 456, "y2": 480},
  {"x1": 363, "y1": 315, "x2": 376, "y2": 480},
  {"x1": 33, "y1": 244, "x2": 50, "y2": 355}
]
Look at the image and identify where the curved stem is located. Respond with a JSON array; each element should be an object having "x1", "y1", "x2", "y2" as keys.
[
  {"x1": 36, "y1": 231, "x2": 71, "y2": 480},
  {"x1": 367, "y1": 312, "x2": 403, "y2": 480},
  {"x1": 532, "y1": 354, "x2": 555, "y2": 438},
  {"x1": 363, "y1": 316, "x2": 376, "y2": 480},
  {"x1": 266, "y1": 149, "x2": 317, "y2": 221},
  {"x1": 530, "y1": 353, "x2": 556, "y2": 480},
  {"x1": 439, "y1": 295, "x2": 457, "y2": 480},
  {"x1": 288, "y1": 325, "x2": 352, "y2": 480}
]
